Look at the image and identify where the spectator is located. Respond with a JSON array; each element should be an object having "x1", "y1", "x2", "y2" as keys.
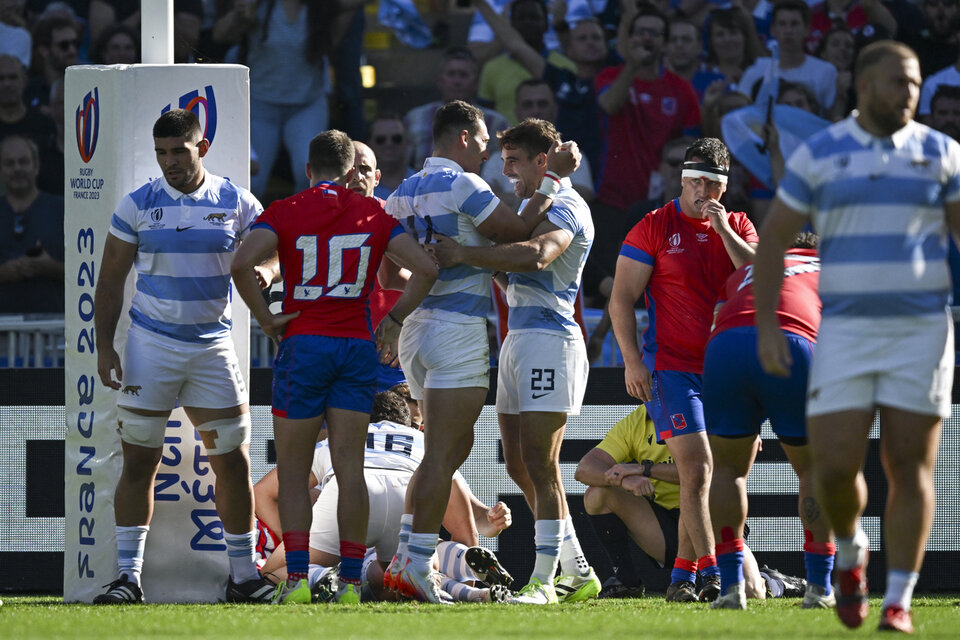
[
  {"x1": 815, "y1": 27, "x2": 856, "y2": 120},
  {"x1": 806, "y1": 0, "x2": 897, "y2": 53},
  {"x1": 27, "y1": 14, "x2": 80, "y2": 112},
  {"x1": 213, "y1": 0, "x2": 332, "y2": 200},
  {"x1": 739, "y1": 1, "x2": 838, "y2": 118},
  {"x1": 404, "y1": 47, "x2": 510, "y2": 170},
  {"x1": 89, "y1": 0, "x2": 202, "y2": 63},
  {"x1": 903, "y1": 0, "x2": 960, "y2": 79},
  {"x1": 467, "y1": 0, "x2": 575, "y2": 65},
  {"x1": 368, "y1": 113, "x2": 416, "y2": 200},
  {"x1": 929, "y1": 84, "x2": 960, "y2": 141},
  {"x1": 478, "y1": 0, "x2": 577, "y2": 124},
  {"x1": 474, "y1": 0, "x2": 607, "y2": 169},
  {"x1": 36, "y1": 78, "x2": 63, "y2": 196},
  {"x1": 0, "y1": 54, "x2": 56, "y2": 156},
  {"x1": 702, "y1": 7, "x2": 763, "y2": 89},
  {"x1": 589, "y1": 3, "x2": 700, "y2": 308},
  {"x1": 0, "y1": 135, "x2": 64, "y2": 314},
  {"x1": 329, "y1": 2, "x2": 371, "y2": 140},
  {"x1": 89, "y1": 23, "x2": 139, "y2": 65},
  {"x1": 483, "y1": 79, "x2": 594, "y2": 209},
  {"x1": 918, "y1": 48, "x2": 960, "y2": 122},
  {"x1": 664, "y1": 18, "x2": 724, "y2": 101},
  {"x1": 0, "y1": 0, "x2": 31, "y2": 68}
]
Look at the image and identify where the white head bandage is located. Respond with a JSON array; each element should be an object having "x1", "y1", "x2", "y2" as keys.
[{"x1": 681, "y1": 161, "x2": 729, "y2": 184}]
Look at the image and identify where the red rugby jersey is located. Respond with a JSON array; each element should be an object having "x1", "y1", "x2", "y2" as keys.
[
  {"x1": 620, "y1": 198, "x2": 757, "y2": 372},
  {"x1": 253, "y1": 182, "x2": 403, "y2": 340},
  {"x1": 710, "y1": 248, "x2": 821, "y2": 343}
]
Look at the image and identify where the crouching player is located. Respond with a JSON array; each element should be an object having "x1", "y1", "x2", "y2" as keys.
[
  {"x1": 703, "y1": 232, "x2": 835, "y2": 609},
  {"x1": 575, "y1": 405, "x2": 773, "y2": 601}
]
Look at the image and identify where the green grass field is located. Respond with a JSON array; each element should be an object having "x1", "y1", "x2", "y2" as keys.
[{"x1": 3, "y1": 595, "x2": 960, "y2": 639}]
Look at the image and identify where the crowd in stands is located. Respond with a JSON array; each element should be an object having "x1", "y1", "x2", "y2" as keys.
[{"x1": 1, "y1": 0, "x2": 958, "y2": 349}]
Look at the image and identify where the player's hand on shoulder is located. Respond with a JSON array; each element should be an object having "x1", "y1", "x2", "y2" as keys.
[
  {"x1": 428, "y1": 234, "x2": 462, "y2": 268},
  {"x1": 546, "y1": 140, "x2": 581, "y2": 178}
]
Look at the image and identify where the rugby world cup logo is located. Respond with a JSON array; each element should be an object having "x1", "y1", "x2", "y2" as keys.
[
  {"x1": 75, "y1": 87, "x2": 99, "y2": 163},
  {"x1": 162, "y1": 85, "x2": 218, "y2": 146}
]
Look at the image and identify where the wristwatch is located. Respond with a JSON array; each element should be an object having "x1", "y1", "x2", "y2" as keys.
[{"x1": 641, "y1": 459, "x2": 654, "y2": 478}]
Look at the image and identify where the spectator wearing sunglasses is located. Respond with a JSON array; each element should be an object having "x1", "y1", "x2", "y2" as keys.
[
  {"x1": 0, "y1": 135, "x2": 64, "y2": 313},
  {"x1": 26, "y1": 14, "x2": 81, "y2": 113},
  {"x1": 368, "y1": 113, "x2": 417, "y2": 201}
]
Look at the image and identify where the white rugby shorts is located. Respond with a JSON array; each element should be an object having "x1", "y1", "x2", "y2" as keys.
[
  {"x1": 807, "y1": 315, "x2": 953, "y2": 419},
  {"x1": 309, "y1": 469, "x2": 410, "y2": 563},
  {"x1": 398, "y1": 315, "x2": 489, "y2": 400},
  {"x1": 496, "y1": 331, "x2": 589, "y2": 415},
  {"x1": 118, "y1": 324, "x2": 248, "y2": 411}
]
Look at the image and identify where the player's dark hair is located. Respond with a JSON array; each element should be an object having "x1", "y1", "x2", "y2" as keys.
[
  {"x1": 388, "y1": 382, "x2": 414, "y2": 403},
  {"x1": 371, "y1": 391, "x2": 412, "y2": 426},
  {"x1": 771, "y1": 0, "x2": 810, "y2": 27},
  {"x1": 684, "y1": 137, "x2": 730, "y2": 170},
  {"x1": 152, "y1": 109, "x2": 202, "y2": 140},
  {"x1": 308, "y1": 129, "x2": 354, "y2": 178},
  {"x1": 854, "y1": 40, "x2": 917, "y2": 81},
  {"x1": 498, "y1": 118, "x2": 560, "y2": 157},
  {"x1": 433, "y1": 100, "x2": 484, "y2": 145},
  {"x1": 790, "y1": 232, "x2": 818, "y2": 249}
]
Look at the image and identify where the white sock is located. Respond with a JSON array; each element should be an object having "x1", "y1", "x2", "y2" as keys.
[
  {"x1": 224, "y1": 530, "x2": 261, "y2": 583},
  {"x1": 116, "y1": 525, "x2": 149, "y2": 587},
  {"x1": 436, "y1": 540, "x2": 475, "y2": 582},
  {"x1": 883, "y1": 570, "x2": 919, "y2": 612},
  {"x1": 835, "y1": 528, "x2": 870, "y2": 571},
  {"x1": 441, "y1": 576, "x2": 486, "y2": 602},
  {"x1": 559, "y1": 515, "x2": 590, "y2": 577},
  {"x1": 531, "y1": 519, "x2": 563, "y2": 584},
  {"x1": 407, "y1": 532, "x2": 438, "y2": 575},
  {"x1": 395, "y1": 514, "x2": 413, "y2": 562},
  {"x1": 308, "y1": 564, "x2": 333, "y2": 590}
]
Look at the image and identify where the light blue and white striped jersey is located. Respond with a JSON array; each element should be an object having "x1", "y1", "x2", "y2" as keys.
[
  {"x1": 507, "y1": 179, "x2": 594, "y2": 336},
  {"x1": 777, "y1": 115, "x2": 960, "y2": 319},
  {"x1": 311, "y1": 420, "x2": 425, "y2": 490},
  {"x1": 385, "y1": 157, "x2": 500, "y2": 321},
  {"x1": 109, "y1": 174, "x2": 262, "y2": 343}
]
